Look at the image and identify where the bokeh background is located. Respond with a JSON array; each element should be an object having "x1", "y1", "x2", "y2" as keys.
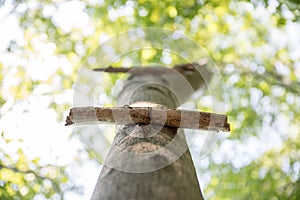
[{"x1": 0, "y1": 0, "x2": 299, "y2": 199}]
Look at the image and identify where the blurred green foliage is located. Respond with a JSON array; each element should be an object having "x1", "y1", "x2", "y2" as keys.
[
  {"x1": 0, "y1": 0, "x2": 299, "y2": 199},
  {"x1": 0, "y1": 134, "x2": 80, "y2": 200}
]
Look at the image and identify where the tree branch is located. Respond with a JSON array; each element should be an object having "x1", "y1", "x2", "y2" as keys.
[
  {"x1": 65, "y1": 106, "x2": 230, "y2": 132},
  {"x1": 93, "y1": 63, "x2": 206, "y2": 75}
]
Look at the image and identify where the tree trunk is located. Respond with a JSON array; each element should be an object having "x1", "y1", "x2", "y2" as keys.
[{"x1": 91, "y1": 66, "x2": 210, "y2": 200}]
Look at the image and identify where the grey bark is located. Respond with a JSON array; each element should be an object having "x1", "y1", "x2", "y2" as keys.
[{"x1": 91, "y1": 65, "x2": 210, "y2": 200}]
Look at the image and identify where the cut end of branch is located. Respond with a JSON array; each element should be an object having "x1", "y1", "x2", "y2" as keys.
[{"x1": 65, "y1": 116, "x2": 73, "y2": 126}]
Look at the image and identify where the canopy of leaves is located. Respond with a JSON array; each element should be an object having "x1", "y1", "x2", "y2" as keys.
[{"x1": 0, "y1": 0, "x2": 299, "y2": 199}]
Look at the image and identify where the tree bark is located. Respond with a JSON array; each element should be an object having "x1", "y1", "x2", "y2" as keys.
[
  {"x1": 91, "y1": 65, "x2": 210, "y2": 200},
  {"x1": 66, "y1": 106, "x2": 230, "y2": 131}
]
